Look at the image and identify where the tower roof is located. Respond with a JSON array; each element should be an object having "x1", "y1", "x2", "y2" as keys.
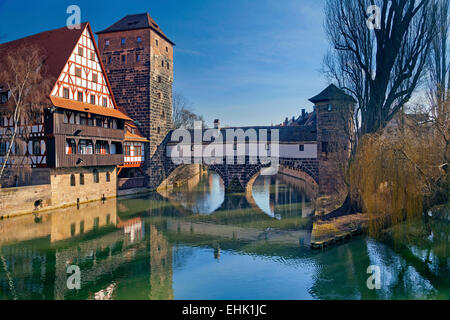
[
  {"x1": 309, "y1": 84, "x2": 356, "y2": 104},
  {"x1": 96, "y1": 13, "x2": 175, "y2": 45}
]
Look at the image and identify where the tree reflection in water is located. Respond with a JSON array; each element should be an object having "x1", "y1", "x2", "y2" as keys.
[{"x1": 0, "y1": 171, "x2": 447, "y2": 300}]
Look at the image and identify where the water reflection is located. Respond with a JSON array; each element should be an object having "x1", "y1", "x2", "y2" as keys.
[{"x1": 0, "y1": 171, "x2": 448, "y2": 300}]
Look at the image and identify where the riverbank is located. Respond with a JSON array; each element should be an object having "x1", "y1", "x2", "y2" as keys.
[{"x1": 310, "y1": 213, "x2": 369, "y2": 249}]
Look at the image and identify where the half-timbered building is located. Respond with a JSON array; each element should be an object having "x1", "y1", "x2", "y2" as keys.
[{"x1": 0, "y1": 23, "x2": 131, "y2": 206}]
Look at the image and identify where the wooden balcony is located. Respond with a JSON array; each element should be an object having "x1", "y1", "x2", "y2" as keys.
[
  {"x1": 56, "y1": 153, "x2": 124, "y2": 168},
  {"x1": 54, "y1": 122, "x2": 124, "y2": 140}
]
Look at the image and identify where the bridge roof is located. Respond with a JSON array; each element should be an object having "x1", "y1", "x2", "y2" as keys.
[{"x1": 167, "y1": 125, "x2": 317, "y2": 144}]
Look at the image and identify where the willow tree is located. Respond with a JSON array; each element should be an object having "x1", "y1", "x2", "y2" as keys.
[
  {"x1": 324, "y1": 0, "x2": 438, "y2": 135},
  {"x1": 427, "y1": 0, "x2": 450, "y2": 175}
]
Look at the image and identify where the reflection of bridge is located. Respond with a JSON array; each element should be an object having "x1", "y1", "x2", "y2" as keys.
[{"x1": 148, "y1": 85, "x2": 355, "y2": 195}]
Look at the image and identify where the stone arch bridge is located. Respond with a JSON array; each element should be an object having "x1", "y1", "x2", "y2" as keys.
[{"x1": 148, "y1": 125, "x2": 323, "y2": 195}]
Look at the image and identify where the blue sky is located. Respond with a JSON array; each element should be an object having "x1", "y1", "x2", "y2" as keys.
[{"x1": 0, "y1": 0, "x2": 329, "y2": 127}]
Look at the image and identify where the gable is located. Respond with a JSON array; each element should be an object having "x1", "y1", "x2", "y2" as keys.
[{"x1": 51, "y1": 25, "x2": 115, "y2": 109}]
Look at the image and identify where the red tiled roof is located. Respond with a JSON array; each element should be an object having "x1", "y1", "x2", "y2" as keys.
[
  {"x1": 0, "y1": 23, "x2": 88, "y2": 82},
  {"x1": 50, "y1": 96, "x2": 131, "y2": 120}
]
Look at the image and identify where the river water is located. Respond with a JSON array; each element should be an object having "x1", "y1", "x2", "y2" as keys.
[{"x1": 0, "y1": 171, "x2": 448, "y2": 300}]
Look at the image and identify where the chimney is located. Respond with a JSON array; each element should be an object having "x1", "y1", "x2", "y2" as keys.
[
  {"x1": 214, "y1": 119, "x2": 220, "y2": 129},
  {"x1": 302, "y1": 109, "x2": 306, "y2": 118}
]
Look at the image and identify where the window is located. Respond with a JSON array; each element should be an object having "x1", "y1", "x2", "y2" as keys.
[
  {"x1": 95, "y1": 141, "x2": 109, "y2": 155},
  {"x1": 105, "y1": 40, "x2": 110, "y2": 47},
  {"x1": 157, "y1": 76, "x2": 162, "y2": 83},
  {"x1": 77, "y1": 91, "x2": 83, "y2": 102},
  {"x1": 136, "y1": 54, "x2": 141, "y2": 62},
  {"x1": 75, "y1": 67, "x2": 82, "y2": 77},
  {"x1": 0, "y1": 115, "x2": 3, "y2": 127},
  {"x1": 90, "y1": 51, "x2": 95, "y2": 61},
  {"x1": 92, "y1": 73, "x2": 98, "y2": 83},
  {"x1": 161, "y1": 60, "x2": 164, "y2": 67},
  {"x1": 102, "y1": 98, "x2": 107, "y2": 107},
  {"x1": 155, "y1": 39, "x2": 159, "y2": 46},
  {"x1": 134, "y1": 144, "x2": 142, "y2": 157},
  {"x1": 157, "y1": 92, "x2": 161, "y2": 99},
  {"x1": 106, "y1": 172, "x2": 110, "y2": 182},
  {"x1": 80, "y1": 221, "x2": 85, "y2": 234},
  {"x1": 70, "y1": 174, "x2": 76, "y2": 187},
  {"x1": 93, "y1": 169, "x2": 99, "y2": 183},
  {"x1": 66, "y1": 139, "x2": 76, "y2": 154},
  {"x1": 108, "y1": 56, "x2": 112, "y2": 64},
  {"x1": 0, "y1": 142, "x2": 6, "y2": 156},
  {"x1": 0, "y1": 92, "x2": 8, "y2": 104},
  {"x1": 322, "y1": 141, "x2": 329, "y2": 153},
  {"x1": 90, "y1": 95, "x2": 96, "y2": 105},
  {"x1": 93, "y1": 217, "x2": 99, "y2": 230},
  {"x1": 121, "y1": 38, "x2": 126, "y2": 45},
  {"x1": 63, "y1": 88, "x2": 69, "y2": 99},
  {"x1": 87, "y1": 116, "x2": 94, "y2": 126},
  {"x1": 299, "y1": 144, "x2": 305, "y2": 152},
  {"x1": 80, "y1": 113, "x2": 87, "y2": 125},
  {"x1": 80, "y1": 173, "x2": 84, "y2": 185},
  {"x1": 137, "y1": 36, "x2": 142, "y2": 43},
  {"x1": 71, "y1": 223, "x2": 76, "y2": 236},
  {"x1": 124, "y1": 143, "x2": 131, "y2": 156},
  {"x1": 167, "y1": 63, "x2": 170, "y2": 70},
  {"x1": 166, "y1": 46, "x2": 168, "y2": 52},
  {"x1": 33, "y1": 140, "x2": 41, "y2": 155},
  {"x1": 157, "y1": 127, "x2": 161, "y2": 134},
  {"x1": 96, "y1": 117, "x2": 103, "y2": 127},
  {"x1": 78, "y1": 46, "x2": 83, "y2": 56},
  {"x1": 121, "y1": 55, "x2": 126, "y2": 63},
  {"x1": 327, "y1": 104, "x2": 333, "y2": 112},
  {"x1": 78, "y1": 139, "x2": 93, "y2": 154}
]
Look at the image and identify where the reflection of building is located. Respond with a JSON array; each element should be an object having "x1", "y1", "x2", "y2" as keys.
[
  {"x1": 149, "y1": 225, "x2": 173, "y2": 300},
  {"x1": 0, "y1": 201, "x2": 175, "y2": 300}
]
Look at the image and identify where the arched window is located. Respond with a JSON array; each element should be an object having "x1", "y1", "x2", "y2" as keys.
[
  {"x1": 70, "y1": 174, "x2": 76, "y2": 186},
  {"x1": 80, "y1": 173, "x2": 84, "y2": 185},
  {"x1": 106, "y1": 172, "x2": 110, "y2": 182},
  {"x1": 93, "y1": 169, "x2": 99, "y2": 183}
]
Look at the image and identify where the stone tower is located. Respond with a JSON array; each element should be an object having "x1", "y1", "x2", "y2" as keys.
[
  {"x1": 309, "y1": 84, "x2": 356, "y2": 195},
  {"x1": 96, "y1": 13, "x2": 174, "y2": 186}
]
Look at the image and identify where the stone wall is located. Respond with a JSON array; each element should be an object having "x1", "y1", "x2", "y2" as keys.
[
  {"x1": 98, "y1": 26, "x2": 174, "y2": 188},
  {"x1": 0, "y1": 184, "x2": 51, "y2": 218},
  {"x1": 315, "y1": 100, "x2": 353, "y2": 195},
  {"x1": 49, "y1": 166, "x2": 117, "y2": 206}
]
